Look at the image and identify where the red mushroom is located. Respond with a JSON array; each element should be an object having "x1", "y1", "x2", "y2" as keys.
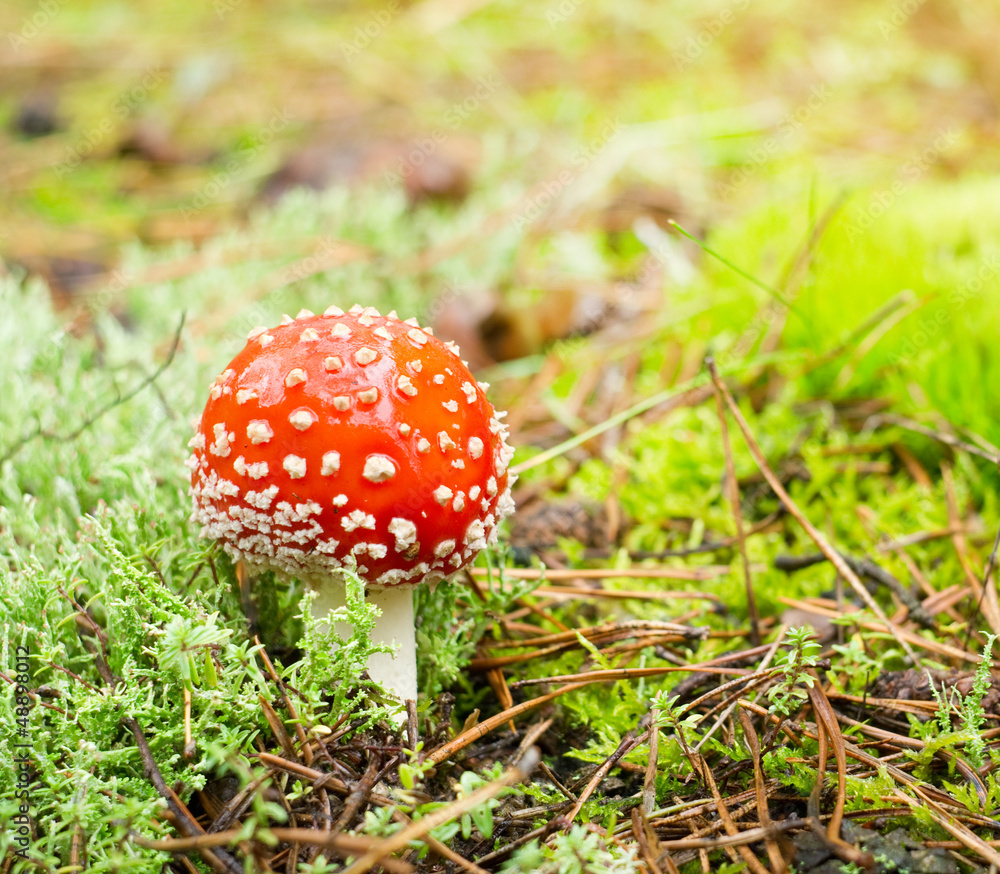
[{"x1": 187, "y1": 305, "x2": 515, "y2": 706}]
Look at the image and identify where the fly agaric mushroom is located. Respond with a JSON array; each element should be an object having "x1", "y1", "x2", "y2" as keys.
[{"x1": 187, "y1": 305, "x2": 515, "y2": 706}]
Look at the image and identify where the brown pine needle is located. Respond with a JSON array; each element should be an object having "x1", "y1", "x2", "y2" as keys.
[
  {"x1": 530, "y1": 586, "x2": 721, "y2": 601},
  {"x1": 644, "y1": 708, "x2": 659, "y2": 815},
  {"x1": 425, "y1": 684, "x2": 588, "y2": 766},
  {"x1": 340, "y1": 750, "x2": 539, "y2": 874},
  {"x1": 738, "y1": 708, "x2": 786, "y2": 872},
  {"x1": 696, "y1": 752, "x2": 771, "y2": 874},
  {"x1": 510, "y1": 664, "x2": 752, "y2": 689},
  {"x1": 776, "y1": 596, "x2": 985, "y2": 663},
  {"x1": 470, "y1": 565, "x2": 737, "y2": 582},
  {"x1": 808, "y1": 682, "x2": 849, "y2": 845},
  {"x1": 713, "y1": 373, "x2": 761, "y2": 646},
  {"x1": 563, "y1": 730, "x2": 648, "y2": 826},
  {"x1": 706, "y1": 358, "x2": 918, "y2": 665},
  {"x1": 485, "y1": 619, "x2": 704, "y2": 649},
  {"x1": 132, "y1": 829, "x2": 415, "y2": 874}
]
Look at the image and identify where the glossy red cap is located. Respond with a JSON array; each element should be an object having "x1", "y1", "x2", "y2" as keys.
[{"x1": 188, "y1": 305, "x2": 515, "y2": 587}]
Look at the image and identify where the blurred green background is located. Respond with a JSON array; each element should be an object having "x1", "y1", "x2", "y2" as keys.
[
  {"x1": 3, "y1": 6, "x2": 1000, "y2": 868},
  {"x1": 2, "y1": 0, "x2": 999, "y2": 438}
]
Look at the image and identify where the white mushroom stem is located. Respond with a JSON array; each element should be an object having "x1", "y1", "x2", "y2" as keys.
[{"x1": 310, "y1": 582, "x2": 417, "y2": 707}]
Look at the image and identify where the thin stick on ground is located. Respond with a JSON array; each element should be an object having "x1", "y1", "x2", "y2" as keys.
[
  {"x1": 124, "y1": 717, "x2": 242, "y2": 874},
  {"x1": 942, "y1": 461, "x2": 1000, "y2": 638},
  {"x1": 389, "y1": 809, "x2": 492, "y2": 874},
  {"x1": 712, "y1": 375, "x2": 761, "y2": 646},
  {"x1": 693, "y1": 628, "x2": 785, "y2": 753},
  {"x1": 869, "y1": 413, "x2": 999, "y2": 462},
  {"x1": 807, "y1": 682, "x2": 851, "y2": 852},
  {"x1": 0, "y1": 312, "x2": 186, "y2": 465},
  {"x1": 253, "y1": 635, "x2": 313, "y2": 764},
  {"x1": 738, "y1": 708, "x2": 786, "y2": 873},
  {"x1": 706, "y1": 357, "x2": 918, "y2": 665},
  {"x1": 632, "y1": 807, "x2": 666, "y2": 874},
  {"x1": 133, "y1": 830, "x2": 415, "y2": 874},
  {"x1": 644, "y1": 708, "x2": 659, "y2": 815},
  {"x1": 696, "y1": 752, "x2": 770, "y2": 874},
  {"x1": 469, "y1": 565, "x2": 736, "y2": 582},
  {"x1": 340, "y1": 749, "x2": 540, "y2": 874},
  {"x1": 775, "y1": 597, "x2": 991, "y2": 662},
  {"x1": 973, "y1": 471, "x2": 1000, "y2": 651},
  {"x1": 509, "y1": 664, "x2": 753, "y2": 689},
  {"x1": 425, "y1": 683, "x2": 589, "y2": 766},
  {"x1": 981, "y1": 462, "x2": 1000, "y2": 592},
  {"x1": 563, "y1": 729, "x2": 649, "y2": 827}
]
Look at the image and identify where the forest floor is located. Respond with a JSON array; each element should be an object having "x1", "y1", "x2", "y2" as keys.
[{"x1": 3, "y1": 1, "x2": 1000, "y2": 871}]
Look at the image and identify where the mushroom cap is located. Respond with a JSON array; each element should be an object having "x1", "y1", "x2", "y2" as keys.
[{"x1": 188, "y1": 305, "x2": 515, "y2": 588}]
